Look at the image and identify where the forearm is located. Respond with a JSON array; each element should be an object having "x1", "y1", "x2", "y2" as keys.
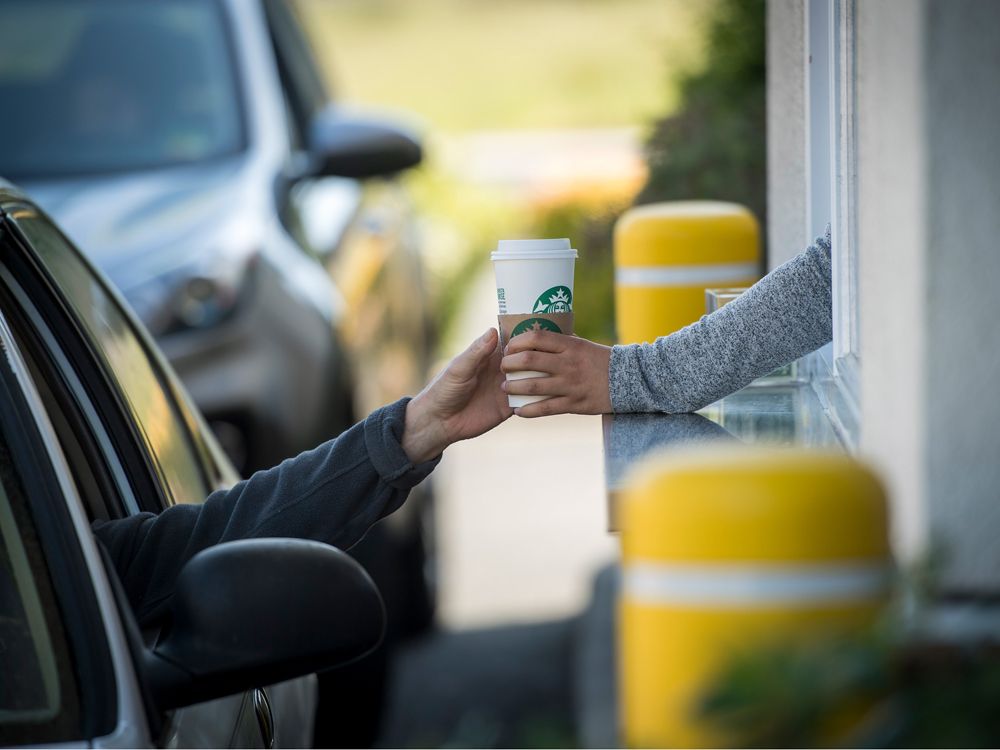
[
  {"x1": 609, "y1": 230, "x2": 833, "y2": 413},
  {"x1": 94, "y1": 398, "x2": 438, "y2": 623}
]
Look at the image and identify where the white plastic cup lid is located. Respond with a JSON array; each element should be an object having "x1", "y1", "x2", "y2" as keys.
[{"x1": 491, "y1": 238, "x2": 578, "y2": 260}]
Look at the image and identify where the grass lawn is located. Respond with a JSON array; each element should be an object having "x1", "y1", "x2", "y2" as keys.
[{"x1": 296, "y1": 0, "x2": 715, "y2": 132}]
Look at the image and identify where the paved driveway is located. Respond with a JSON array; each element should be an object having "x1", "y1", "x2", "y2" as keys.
[{"x1": 435, "y1": 266, "x2": 617, "y2": 628}]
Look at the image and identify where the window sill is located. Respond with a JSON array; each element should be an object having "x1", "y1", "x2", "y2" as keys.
[{"x1": 603, "y1": 355, "x2": 846, "y2": 531}]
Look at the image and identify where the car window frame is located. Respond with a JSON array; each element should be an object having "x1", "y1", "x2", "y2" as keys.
[
  {"x1": 263, "y1": 0, "x2": 330, "y2": 143},
  {"x1": 0, "y1": 307, "x2": 120, "y2": 743},
  {"x1": 0, "y1": 203, "x2": 221, "y2": 512},
  {"x1": 0, "y1": 260, "x2": 134, "y2": 521}
]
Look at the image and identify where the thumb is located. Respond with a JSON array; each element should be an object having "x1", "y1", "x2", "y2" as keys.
[{"x1": 449, "y1": 328, "x2": 497, "y2": 380}]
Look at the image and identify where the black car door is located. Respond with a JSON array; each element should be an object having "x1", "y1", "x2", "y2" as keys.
[{"x1": 0, "y1": 200, "x2": 273, "y2": 747}]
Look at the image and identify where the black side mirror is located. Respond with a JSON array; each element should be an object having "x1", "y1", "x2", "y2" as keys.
[
  {"x1": 307, "y1": 106, "x2": 423, "y2": 179},
  {"x1": 144, "y1": 538, "x2": 384, "y2": 710}
]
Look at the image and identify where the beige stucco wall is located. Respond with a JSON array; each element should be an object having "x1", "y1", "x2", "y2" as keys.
[
  {"x1": 855, "y1": 0, "x2": 929, "y2": 570},
  {"x1": 858, "y1": 0, "x2": 1000, "y2": 591},
  {"x1": 921, "y1": 0, "x2": 1000, "y2": 592}
]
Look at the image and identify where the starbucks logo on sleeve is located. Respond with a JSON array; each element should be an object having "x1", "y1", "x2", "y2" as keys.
[
  {"x1": 511, "y1": 317, "x2": 563, "y2": 337},
  {"x1": 532, "y1": 286, "x2": 573, "y2": 313}
]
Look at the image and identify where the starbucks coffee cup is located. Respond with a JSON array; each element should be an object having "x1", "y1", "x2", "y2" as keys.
[
  {"x1": 491, "y1": 238, "x2": 577, "y2": 408},
  {"x1": 492, "y1": 238, "x2": 577, "y2": 315}
]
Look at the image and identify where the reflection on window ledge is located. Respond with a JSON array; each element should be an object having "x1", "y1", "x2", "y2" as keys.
[
  {"x1": 799, "y1": 346, "x2": 860, "y2": 451},
  {"x1": 698, "y1": 377, "x2": 842, "y2": 450},
  {"x1": 699, "y1": 345, "x2": 861, "y2": 452}
]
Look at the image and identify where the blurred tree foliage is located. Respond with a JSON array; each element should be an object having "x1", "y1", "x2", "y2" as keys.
[
  {"x1": 698, "y1": 557, "x2": 1000, "y2": 749},
  {"x1": 528, "y1": 0, "x2": 766, "y2": 344},
  {"x1": 637, "y1": 0, "x2": 766, "y2": 229},
  {"x1": 698, "y1": 629, "x2": 1000, "y2": 748},
  {"x1": 529, "y1": 190, "x2": 628, "y2": 345}
]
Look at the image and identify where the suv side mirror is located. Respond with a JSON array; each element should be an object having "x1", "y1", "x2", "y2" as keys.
[
  {"x1": 307, "y1": 106, "x2": 423, "y2": 179},
  {"x1": 144, "y1": 538, "x2": 384, "y2": 710}
]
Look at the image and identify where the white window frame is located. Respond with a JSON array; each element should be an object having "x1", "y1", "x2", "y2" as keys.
[
  {"x1": 831, "y1": 0, "x2": 859, "y2": 383},
  {"x1": 805, "y1": 0, "x2": 860, "y2": 448}
]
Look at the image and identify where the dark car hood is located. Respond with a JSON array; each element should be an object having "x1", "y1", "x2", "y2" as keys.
[{"x1": 20, "y1": 159, "x2": 255, "y2": 289}]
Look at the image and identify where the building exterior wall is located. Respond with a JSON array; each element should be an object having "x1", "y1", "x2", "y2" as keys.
[
  {"x1": 855, "y1": 0, "x2": 929, "y2": 569},
  {"x1": 922, "y1": 0, "x2": 1000, "y2": 592},
  {"x1": 766, "y1": 0, "x2": 808, "y2": 269}
]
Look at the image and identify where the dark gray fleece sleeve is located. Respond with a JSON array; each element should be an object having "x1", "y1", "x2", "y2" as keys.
[
  {"x1": 609, "y1": 229, "x2": 832, "y2": 413},
  {"x1": 92, "y1": 397, "x2": 437, "y2": 624}
]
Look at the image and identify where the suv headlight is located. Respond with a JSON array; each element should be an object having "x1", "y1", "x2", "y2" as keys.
[
  {"x1": 173, "y1": 275, "x2": 239, "y2": 330},
  {"x1": 162, "y1": 253, "x2": 258, "y2": 335}
]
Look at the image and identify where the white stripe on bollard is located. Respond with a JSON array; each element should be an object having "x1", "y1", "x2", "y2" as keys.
[
  {"x1": 615, "y1": 262, "x2": 760, "y2": 287},
  {"x1": 623, "y1": 562, "x2": 890, "y2": 607}
]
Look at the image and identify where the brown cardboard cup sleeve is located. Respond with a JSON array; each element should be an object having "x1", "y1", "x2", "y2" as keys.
[{"x1": 497, "y1": 313, "x2": 575, "y2": 348}]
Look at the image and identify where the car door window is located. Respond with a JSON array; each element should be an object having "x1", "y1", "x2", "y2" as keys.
[
  {"x1": 7, "y1": 209, "x2": 210, "y2": 507},
  {"x1": 0, "y1": 376, "x2": 91, "y2": 746},
  {"x1": 0, "y1": 270, "x2": 133, "y2": 520},
  {"x1": 0, "y1": 432, "x2": 82, "y2": 746}
]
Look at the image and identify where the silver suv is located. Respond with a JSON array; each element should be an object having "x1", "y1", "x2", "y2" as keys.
[{"x1": 0, "y1": 0, "x2": 428, "y2": 475}]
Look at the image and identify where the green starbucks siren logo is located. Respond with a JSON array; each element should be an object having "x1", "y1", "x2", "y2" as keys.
[
  {"x1": 533, "y1": 286, "x2": 573, "y2": 313},
  {"x1": 511, "y1": 318, "x2": 563, "y2": 338}
]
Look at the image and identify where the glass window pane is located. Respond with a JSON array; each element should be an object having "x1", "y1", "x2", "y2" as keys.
[
  {"x1": 0, "y1": 486, "x2": 59, "y2": 720},
  {"x1": 0, "y1": 0, "x2": 244, "y2": 180},
  {"x1": 11, "y1": 212, "x2": 208, "y2": 506},
  {"x1": 0, "y1": 442, "x2": 81, "y2": 744}
]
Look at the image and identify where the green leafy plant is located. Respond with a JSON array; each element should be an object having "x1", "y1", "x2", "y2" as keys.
[
  {"x1": 697, "y1": 560, "x2": 1000, "y2": 748},
  {"x1": 528, "y1": 190, "x2": 628, "y2": 345},
  {"x1": 637, "y1": 0, "x2": 766, "y2": 229},
  {"x1": 525, "y1": 0, "x2": 766, "y2": 344},
  {"x1": 698, "y1": 628, "x2": 1000, "y2": 748}
]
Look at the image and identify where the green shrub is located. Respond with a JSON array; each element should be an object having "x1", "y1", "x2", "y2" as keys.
[
  {"x1": 698, "y1": 626, "x2": 1000, "y2": 748},
  {"x1": 528, "y1": 192, "x2": 627, "y2": 345},
  {"x1": 526, "y1": 0, "x2": 766, "y2": 345},
  {"x1": 637, "y1": 0, "x2": 766, "y2": 230}
]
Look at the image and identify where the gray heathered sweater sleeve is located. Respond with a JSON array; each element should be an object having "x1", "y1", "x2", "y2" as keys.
[
  {"x1": 609, "y1": 229, "x2": 832, "y2": 413},
  {"x1": 92, "y1": 397, "x2": 437, "y2": 624}
]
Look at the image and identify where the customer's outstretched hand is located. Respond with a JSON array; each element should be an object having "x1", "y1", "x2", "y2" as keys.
[
  {"x1": 500, "y1": 331, "x2": 612, "y2": 417},
  {"x1": 403, "y1": 328, "x2": 513, "y2": 463}
]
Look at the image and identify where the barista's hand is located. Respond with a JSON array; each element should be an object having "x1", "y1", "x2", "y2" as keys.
[
  {"x1": 500, "y1": 331, "x2": 612, "y2": 417},
  {"x1": 403, "y1": 328, "x2": 512, "y2": 463}
]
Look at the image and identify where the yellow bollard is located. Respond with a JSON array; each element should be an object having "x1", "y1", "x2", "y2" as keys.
[
  {"x1": 614, "y1": 202, "x2": 760, "y2": 344},
  {"x1": 618, "y1": 448, "x2": 891, "y2": 749}
]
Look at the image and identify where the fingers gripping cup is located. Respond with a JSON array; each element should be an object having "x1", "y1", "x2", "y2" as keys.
[{"x1": 491, "y1": 238, "x2": 578, "y2": 408}]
